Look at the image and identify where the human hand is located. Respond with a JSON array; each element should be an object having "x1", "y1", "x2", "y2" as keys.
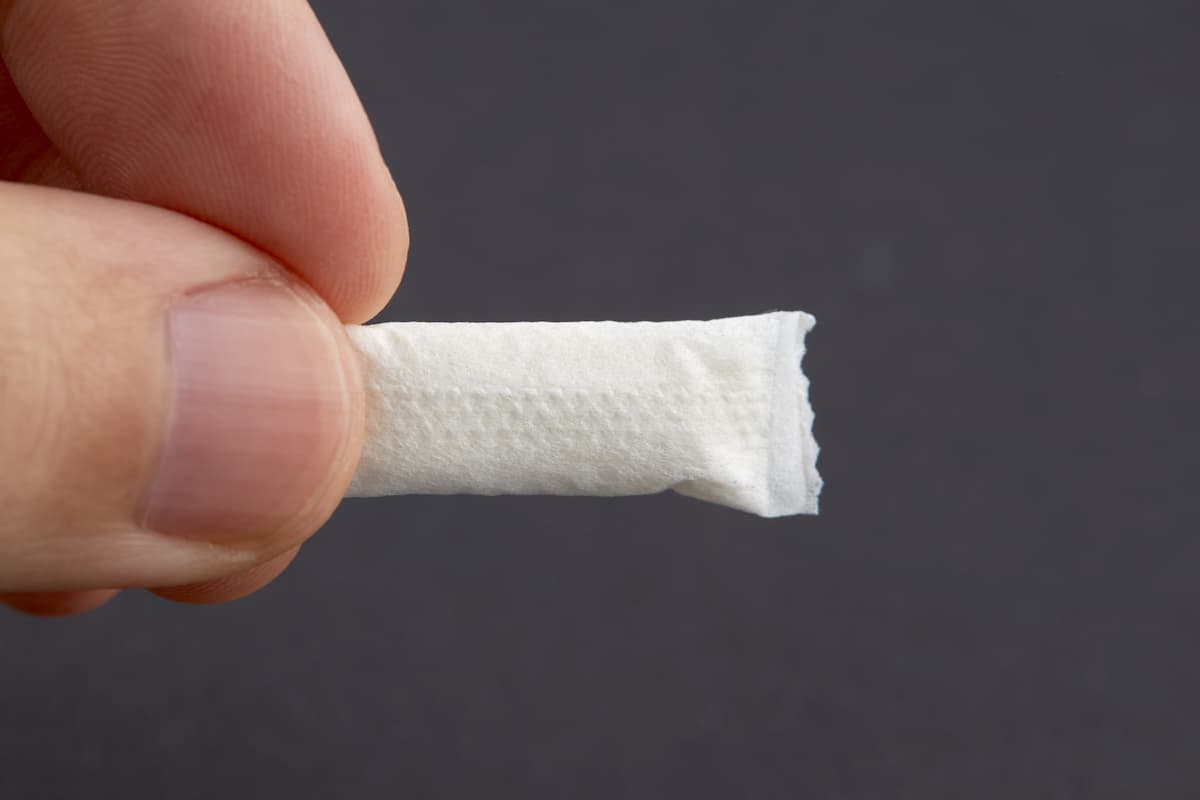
[{"x1": 0, "y1": 1, "x2": 408, "y2": 615}]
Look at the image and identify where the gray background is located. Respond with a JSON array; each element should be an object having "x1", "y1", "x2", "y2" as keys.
[{"x1": 3, "y1": 0, "x2": 1198, "y2": 797}]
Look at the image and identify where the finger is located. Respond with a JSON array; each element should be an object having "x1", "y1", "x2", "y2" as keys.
[
  {"x1": 0, "y1": 61, "x2": 49, "y2": 178},
  {"x1": 150, "y1": 546, "x2": 300, "y2": 605},
  {"x1": 0, "y1": 0, "x2": 408, "y2": 322},
  {"x1": 2, "y1": 589, "x2": 119, "y2": 617},
  {"x1": 0, "y1": 60, "x2": 79, "y2": 188},
  {"x1": 0, "y1": 182, "x2": 364, "y2": 593}
]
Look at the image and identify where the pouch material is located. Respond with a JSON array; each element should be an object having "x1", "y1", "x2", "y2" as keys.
[{"x1": 345, "y1": 311, "x2": 820, "y2": 517}]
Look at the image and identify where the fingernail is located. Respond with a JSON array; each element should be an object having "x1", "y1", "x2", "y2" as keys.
[{"x1": 142, "y1": 281, "x2": 350, "y2": 539}]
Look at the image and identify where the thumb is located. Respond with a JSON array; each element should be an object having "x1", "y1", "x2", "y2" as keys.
[{"x1": 0, "y1": 183, "x2": 364, "y2": 593}]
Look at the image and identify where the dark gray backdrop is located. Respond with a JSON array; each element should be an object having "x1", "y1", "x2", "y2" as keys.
[{"x1": 3, "y1": 1, "x2": 1197, "y2": 797}]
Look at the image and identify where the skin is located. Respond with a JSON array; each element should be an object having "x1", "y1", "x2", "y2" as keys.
[{"x1": 0, "y1": 0, "x2": 409, "y2": 615}]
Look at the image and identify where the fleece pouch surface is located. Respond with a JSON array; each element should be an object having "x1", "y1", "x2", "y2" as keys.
[{"x1": 345, "y1": 311, "x2": 820, "y2": 517}]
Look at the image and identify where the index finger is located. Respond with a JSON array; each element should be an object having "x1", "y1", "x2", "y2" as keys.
[{"x1": 1, "y1": 0, "x2": 408, "y2": 322}]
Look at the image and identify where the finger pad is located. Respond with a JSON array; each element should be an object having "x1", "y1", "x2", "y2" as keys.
[
  {"x1": 3, "y1": 0, "x2": 407, "y2": 320},
  {"x1": 2, "y1": 589, "x2": 120, "y2": 617}
]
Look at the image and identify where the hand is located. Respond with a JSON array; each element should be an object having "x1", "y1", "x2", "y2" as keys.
[{"x1": 0, "y1": 1, "x2": 408, "y2": 615}]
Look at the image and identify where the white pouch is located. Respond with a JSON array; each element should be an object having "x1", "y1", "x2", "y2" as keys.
[{"x1": 346, "y1": 311, "x2": 820, "y2": 517}]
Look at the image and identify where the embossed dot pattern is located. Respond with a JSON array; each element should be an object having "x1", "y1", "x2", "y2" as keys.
[{"x1": 345, "y1": 312, "x2": 820, "y2": 516}]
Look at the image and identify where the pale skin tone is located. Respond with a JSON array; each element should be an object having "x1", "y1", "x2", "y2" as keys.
[{"x1": 0, "y1": 1, "x2": 409, "y2": 615}]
